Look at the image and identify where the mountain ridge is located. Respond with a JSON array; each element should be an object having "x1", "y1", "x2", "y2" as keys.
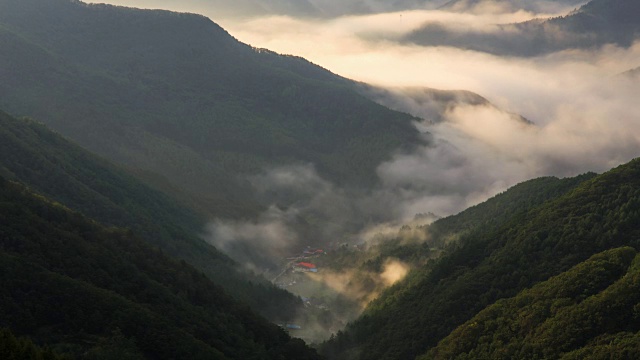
[{"x1": 406, "y1": 0, "x2": 640, "y2": 57}]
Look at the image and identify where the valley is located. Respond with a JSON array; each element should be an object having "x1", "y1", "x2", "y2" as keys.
[{"x1": 1, "y1": 0, "x2": 640, "y2": 359}]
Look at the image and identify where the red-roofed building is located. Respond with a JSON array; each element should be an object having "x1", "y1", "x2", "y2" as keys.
[{"x1": 293, "y1": 262, "x2": 318, "y2": 273}]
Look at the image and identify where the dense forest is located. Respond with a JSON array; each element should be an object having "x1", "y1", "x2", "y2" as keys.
[
  {"x1": 321, "y1": 157, "x2": 640, "y2": 359},
  {"x1": 424, "y1": 246, "x2": 640, "y2": 359},
  {"x1": 0, "y1": 328, "x2": 67, "y2": 360},
  {"x1": 0, "y1": 175, "x2": 321, "y2": 359},
  {"x1": 0, "y1": 110, "x2": 301, "y2": 322}
]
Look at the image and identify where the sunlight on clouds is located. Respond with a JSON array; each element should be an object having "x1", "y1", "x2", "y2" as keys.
[{"x1": 217, "y1": 10, "x2": 561, "y2": 93}]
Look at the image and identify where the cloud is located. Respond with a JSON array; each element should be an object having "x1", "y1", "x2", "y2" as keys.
[
  {"x1": 87, "y1": 0, "x2": 640, "y2": 269},
  {"x1": 83, "y1": 0, "x2": 640, "y2": 341},
  {"x1": 307, "y1": 258, "x2": 410, "y2": 308},
  {"x1": 206, "y1": 206, "x2": 300, "y2": 272},
  {"x1": 204, "y1": 9, "x2": 640, "y2": 267},
  {"x1": 380, "y1": 258, "x2": 411, "y2": 286},
  {"x1": 375, "y1": 69, "x2": 640, "y2": 218}
]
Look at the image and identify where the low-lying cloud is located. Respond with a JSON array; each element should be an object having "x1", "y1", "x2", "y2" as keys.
[
  {"x1": 203, "y1": 5, "x2": 640, "y2": 273},
  {"x1": 87, "y1": 0, "x2": 640, "y2": 336},
  {"x1": 308, "y1": 258, "x2": 410, "y2": 308},
  {"x1": 204, "y1": 163, "x2": 444, "y2": 272}
]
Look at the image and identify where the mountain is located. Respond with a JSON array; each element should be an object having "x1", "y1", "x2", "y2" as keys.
[
  {"x1": 0, "y1": 109, "x2": 301, "y2": 322},
  {"x1": 406, "y1": 0, "x2": 640, "y2": 57},
  {"x1": 357, "y1": 84, "x2": 530, "y2": 124},
  {"x1": 423, "y1": 246, "x2": 640, "y2": 359},
  {"x1": 0, "y1": 0, "x2": 421, "y2": 220},
  {"x1": 321, "y1": 157, "x2": 640, "y2": 359},
  {"x1": 0, "y1": 175, "x2": 322, "y2": 359},
  {"x1": 420, "y1": 173, "x2": 596, "y2": 248}
]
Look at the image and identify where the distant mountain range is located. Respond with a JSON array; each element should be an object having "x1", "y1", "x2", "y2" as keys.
[{"x1": 406, "y1": 0, "x2": 640, "y2": 56}]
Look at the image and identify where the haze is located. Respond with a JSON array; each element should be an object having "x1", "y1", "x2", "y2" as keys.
[
  {"x1": 60, "y1": 0, "x2": 640, "y2": 343},
  {"x1": 86, "y1": 0, "x2": 640, "y2": 247}
]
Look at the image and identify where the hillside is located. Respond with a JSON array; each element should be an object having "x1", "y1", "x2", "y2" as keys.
[
  {"x1": 0, "y1": 176, "x2": 322, "y2": 359},
  {"x1": 406, "y1": 0, "x2": 640, "y2": 57},
  {"x1": 0, "y1": 0, "x2": 420, "y2": 219},
  {"x1": 321, "y1": 157, "x2": 640, "y2": 359},
  {"x1": 422, "y1": 173, "x2": 596, "y2": 248},
  {"x1": 0, "y1": 328, "x2": 68, "y2": 360},
  {"x1": 312, "y1": 174, "x2": 596, "y2": 295},
  {"x1": 424, "y1": 247, "x2": 640, "y2": 359},
  {"x1": 0, "y1": 110, "x2": 301, "y2": 322}
]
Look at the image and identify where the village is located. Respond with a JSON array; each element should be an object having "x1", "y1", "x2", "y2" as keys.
[
  {"x1": 272, "y1": 246, "x2": 325, "y2": 285},
  {"x1": 271, "y1": 246, "x2": 337, "y2": 337},
  {"x1": 269, "y1": 242, "x2": 378, "y2": 343}
]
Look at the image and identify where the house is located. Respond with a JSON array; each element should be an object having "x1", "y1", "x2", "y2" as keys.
[{"x1": 293, "y1": 262, "x2": 318, "y2": 273}]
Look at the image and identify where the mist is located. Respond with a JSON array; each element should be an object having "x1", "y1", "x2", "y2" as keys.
[
  {"x1": 208, "y1": 7, "x2": 640, "y2": 332},
  {"x1": 85, "y1": 0, "x2": 640, "y2": 341}
]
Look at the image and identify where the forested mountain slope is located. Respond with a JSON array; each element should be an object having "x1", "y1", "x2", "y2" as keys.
[
  {"x1": 313, "y1": 174, "x2": 596, "y2": 293},
  {"x1": 406, "y1": 0, "x2": 640, "y2": 57},
  {"x1": 0, "y1": 110, "x2": 300, "y2": 322},
  {"x1": 0, "y1": 328, "x2": 67, "y2": 360},
  {"x1": 322, "y1": 157, "x2": 640, "y2": 360},
  {"x1": 0, "y1": 0, "x2": 420, "y2": 218},
  {"x1": 423, "y1": 174, "x2": 596, "y2": 248},
  {"x1": 0, "y1": 176, "x2": 321, "y2": 359},
  {"x1": 424, "y1": 246, "x2": 640, "y2": 359}
]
